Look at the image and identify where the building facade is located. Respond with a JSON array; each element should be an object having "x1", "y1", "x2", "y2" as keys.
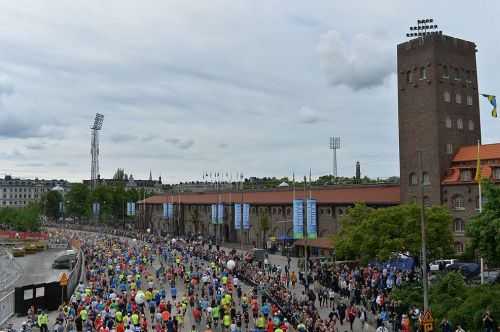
[
  {"x1": 0, "y1": 175, "x2": 69, "y2": 208},
  {"x1": 137, "y1": 185, "x2": 400, "y2": 246}
]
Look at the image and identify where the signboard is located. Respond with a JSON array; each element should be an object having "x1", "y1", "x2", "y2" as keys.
[
  {"x1": 163, "y1": 203, "x2": 169, "y2": 219},
  {"x1": 306, "y1": 199, "x2": 317, "y2": 239},
  {"x1": 242, "y1": 203, "x2": 250, "y2": 230},
  {"x1": 422, "y1": 310, "x2": 434, "y2": 332},
  {"x1": 217, "y1": 203, "x2": 224, "y2": 224},
  {"x1": 234, "y1": 203, "x2": 241, "y2": 230},
  {"x1": 293, "y1": 199, "x2": 304, "y2": 239},
  {"x1": 59, "y1": 272, "x2": 69, "y2": 287},
  {"x1": 211, "y1": 204, "x2": 217, "y2": 224}
]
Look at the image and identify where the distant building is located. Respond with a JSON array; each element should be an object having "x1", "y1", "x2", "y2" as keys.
[
  {"x1": 0, "y1": 175, "x2": 69, "y2": 208},
  {"x1": 82, "y1": 174, "x2": 166, "y2": 194}
]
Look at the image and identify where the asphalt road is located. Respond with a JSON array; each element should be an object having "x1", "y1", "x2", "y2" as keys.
[{"x1": 14, "y1": 249, "x2": 69, "y2": 287}]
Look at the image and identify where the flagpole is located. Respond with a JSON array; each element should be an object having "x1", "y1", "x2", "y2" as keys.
[{"x1": 477, "y1": 140, "x2": 484, "y2": 284}]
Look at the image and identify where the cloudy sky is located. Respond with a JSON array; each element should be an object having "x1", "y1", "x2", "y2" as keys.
[{"x1": 0, "y1": 1, "x2": 499, "y2": 183}]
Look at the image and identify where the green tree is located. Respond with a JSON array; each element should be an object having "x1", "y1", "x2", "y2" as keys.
[
  {"x1": 334, "y1": 203, "x2": 454, "y2": 264},
  {"x1": 42, "y1": 190, "x2": 62, "y2": 221},
  {"x1": 258, "y1": 212, "x2": 270, "y2": 248},
  {"x1": 66, "y1": 183, "x2": 90, "y2": 221},
  {"x1": 466, "y1": 181, "x2": 500, "y2": 265},
  {"x1": 0, "y1": 204, "x2": 41, "y2": 231}
]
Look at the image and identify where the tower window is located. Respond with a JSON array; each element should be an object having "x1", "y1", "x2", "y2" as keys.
[
  {"x1": 467, "y1": 95, "x2": 473, "y2": 106},
  {"x1": 454, "y1": 68, "x2": 461, "y2": 80},
  {"x1": 406, "y1": 71, "x2": 413, "y2": 83},
  {"x1": 468, "y1": 120, "x2": 474, "y2": 131},
  {"x1": 465, "y1": 70, "x2": 472, "y2": 82},
  {"x1": 455, "y1": 93, "x2": 462, "y2": 104},
  {"x1": 457, "y1": 118, "x2": 463, "y2": 130},
  {"x1": 422, "y1": 172, "x2": 430, "y2": 185},
  {"x1": 452, "y1": 195, "x2": 465, "y2": 210},
  {"x1": 419, "y1": 67, "x2": 427, "y2": 80},
  {"x1": 445, "y1": 117, "x2": 452, "y2": 128},
  {"x1": 446, "y1": 143, "x2": 453, "y2": 155},
  {"x1": 409, "y1": 173, "x2": 418, "y2": 186},
  {"x1": 443, "y1": 91, "x2": 451, "y2": 103},
  {"x1": 442, "y1": 65, "x2": 449, "y2": 78}
]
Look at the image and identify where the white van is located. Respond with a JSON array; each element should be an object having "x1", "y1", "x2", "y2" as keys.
[{"x1": 430, "y1": 259, "x2": 457, "y2": 271}]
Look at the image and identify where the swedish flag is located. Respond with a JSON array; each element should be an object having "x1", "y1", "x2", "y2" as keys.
[{"x1": 482, "y1": 94, "x2": 497, "y2": 118}]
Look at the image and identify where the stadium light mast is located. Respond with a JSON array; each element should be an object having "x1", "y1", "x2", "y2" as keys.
[
  {"x1": 406, "y1": 18, "x2": 441, "y2": 39},
  {"x1": 90, "y1": 113, "x2": 104, "y2": 191},
  {"x1": 329, "y1": 137, "x2": 341, "y2": 184}
]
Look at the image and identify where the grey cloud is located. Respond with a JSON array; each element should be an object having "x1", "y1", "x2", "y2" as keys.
[
  {"x1": 218, "y1": 143, "x2": 229, "y2": 149},
  {"x1": 0, "y1": 74, "x2": 14, "y2": 99},
  {"x1": 0, "y1": 113, "x2": 63, "y2": 139},
  {"x1": 110, "y1": 133, "x2": 137, "y2": 143},
  {"x1": 17, "y1": 162, "x2": 45, "y2": 168},
  {"x1": 141, "y1": 134, "x2": 157, "y2": 142},
  {"x1": 52, "y1": 161, "x2": 69, "y2": 167},
  {"x1": 25, "y1": 143, "x2": 45, "y2": 150},
  {"x1": 164, "y1": 138, "x2": 194, "y2": 150},
  {"x1": 317, "y1": 30, "x2": 395, "y2": 90},
  {"x1": 298, "y1": 106, "x2": 322, "y2": 124},
  {"x1": 0, "y1": 149, "x2": 24, "y2": 160}
]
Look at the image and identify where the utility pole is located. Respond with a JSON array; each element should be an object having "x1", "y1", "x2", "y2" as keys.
[{"x1": 418, "y1": 151, "x2": 429, "y2": 311}]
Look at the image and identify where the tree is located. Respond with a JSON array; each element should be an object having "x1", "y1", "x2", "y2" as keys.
[
  {"x1": 258, "y1": 213, "x2": 270, "y2": 248},
  {"x1": 466, "y1": 181, "x2": 500, "y2": 265},
  {"x1": 66, "y1": 184, "x2": 90, "y2": 221},
  {"x1": 333, "y1": 203, "x2": 454, "y2": 264},
  {"x1": 42, "y1": 190, "x2": 62, "y2": 221},
  {"x1": 0, "y1": 204, "x2": 41, "y2": 231}
]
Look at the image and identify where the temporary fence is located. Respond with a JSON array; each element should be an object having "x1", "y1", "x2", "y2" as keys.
[{"x1": 0, "y1": 290, "x2": 14, "y2": 326}]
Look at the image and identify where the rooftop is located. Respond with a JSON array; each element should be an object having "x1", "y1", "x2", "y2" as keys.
[{"x1": 452, "y1": 143, "x2": 500, "y2": 162}]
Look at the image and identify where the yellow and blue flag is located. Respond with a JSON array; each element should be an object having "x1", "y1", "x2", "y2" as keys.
[{"x1": 481, "y1": 94, "x2": 497, "y2": 118}]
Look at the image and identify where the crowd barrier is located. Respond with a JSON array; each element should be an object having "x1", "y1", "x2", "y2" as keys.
[{"x1": 0, "y1": 290, "x2": 14, "y2": 326}]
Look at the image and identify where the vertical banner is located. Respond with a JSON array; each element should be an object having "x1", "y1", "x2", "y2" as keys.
[
  {"x1": 163, "y1": 203, "x2": 169, "y2": 219},
  {"x1": 293, "y1": 199, "x2": 304, "y2": 239},
  {"x1": 306, "y1": 199, "x2": 317, "y2": 239},
  {"x1": 211, "y1": 204, "x2": 217, "y2": 224},
  {"x1": 242, "y1": 203, "x2": 250, "y2": 230},
  {"x1": 92, "y1": 202, "x2": 100, "y2": 217},
  {"x1": 168, "y1": 203, "x2": 174, "y2": 219},
  {"x1": 217, "y1": 203, "x2": 224, "y2": 224},
  {"x1": 234, "y1": 203, "x2": 241, "y2": 230},
  {"x1": 130, "y1": 202, "x2": 136, "y2": 216}
]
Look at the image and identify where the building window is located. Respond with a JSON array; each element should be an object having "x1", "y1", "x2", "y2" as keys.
[
  {"x1": 457, "y1": 118, "x2": 463, "y2": 130},
  {"x1": 286, "y1": 207, "x2": 291, "y2": 216},
  {"x1": 444, "y1": 91, "x2": 451, "y2": 103},
  {"x1": 460, "y1": 169, "x2": 472, "y2": 182},
  {"x1": 494, "y1": 168, "x2": 500, "y2": 180},
  {"x1": 465, "y1": 70, "x2": 471, "y2": 82},
  {"x1": 452, "y1": 195, "x2": 465, "y2": 210},
  {"x1": 446, "y1": 143, "x2": 453, "y2": 155},
  {"x1": 468, "y1": 120, "x2": 474, "y2": 131},
  {"x1": 442, "y1": 65, "x2": 449, "y2": 78},
  {"x1": 454, "y1": 68, "x2": 461, "y2": 80},
  {"x1": 454, "y1": 219, "x2": 465, "y2": 233},
  {"x1": 419, "y1": 67, "x2": 427, "y2": 80},
  {"x1": 409, "y1": 173, "x2": 418, "y2": 186},
  {"x1": 406, "y1": 71, "x2": 413, "y2": 83},
  {"x1": 455, "y1": 93, "x2": 462, "y2": 104},
  {"x1": 422, "y1": 172, "x2": 430, "y2": 185},
  {"x1": 445, "y1": 117, "x2": 452, "y2": 128},
  {"x1": 467, "y1": 95, "x2": 473, "y2": 106},
  {"x1": 454, "y1": 242, "x2": 464, "y2": 254}
]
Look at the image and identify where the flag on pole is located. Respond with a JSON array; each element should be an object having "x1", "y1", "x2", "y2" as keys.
[
  {"x1": 481, "y1": 94, "x2": 497, "y2": 118},
  {"x1": 475, "y1": 141, "x2": 482, "y2": 182}
]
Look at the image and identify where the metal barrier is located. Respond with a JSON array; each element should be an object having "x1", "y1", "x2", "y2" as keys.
[{"x1": 0, "y1": 290, "x2": 14, "y2": 326}]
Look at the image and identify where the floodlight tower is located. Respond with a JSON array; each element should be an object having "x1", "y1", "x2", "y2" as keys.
[
  {"x1": 329, "y1": 136, "x2": 340, "y2": 183},
  {"x1": 90, "y1": 113, "x2": 104, "y2": 191},
  {"x1": 406, "y1": 18, "x2": 441, "y2": 39}
]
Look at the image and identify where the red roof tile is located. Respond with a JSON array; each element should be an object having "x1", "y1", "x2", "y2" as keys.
[
  {"x1": 139, "y1": 185, "x2": 400, "y2": 205},
  {"x1": 453, "y1": 143, "x2": 500, "y2": 162},
  {"x1": 442, "y1": 165, "x2": 493, "y2": 185}
]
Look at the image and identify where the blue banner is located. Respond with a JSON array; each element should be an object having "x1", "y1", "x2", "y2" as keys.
[
  {"x1": 211, "y1": 204, "x2": 217, "y2": 224},
  {"x1": 293, "y1": 199, "x2": 304, "y2": 239},
  {"x1": 92, "y1": 202, "x2": 100, "y2": 217},
  {"x1": 127, "y1": 202, "x2": 136, "y2": 216},
  {"x1": 163, "y1": 203, "x2": 169, "y2": 219},
  {"x1": 217, "y1": 203, "x2": 224, "y2": 224},
  {"x1": 242, "y1": 203, "x2": 250, "y2": 230},
  {"x1": 234, "y1": 203, "x2": 241, "y2": 230},
  {"x1": 306, "y1": 199, "x2": 317, "y2": 239},
  {"x1": 168, "y1": 203, "x2": 174, "y2": 219}
]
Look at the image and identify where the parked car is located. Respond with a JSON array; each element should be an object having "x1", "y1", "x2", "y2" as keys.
[
  {"x1": 446, "y1": 262, "x2": 480, "y2": 279},
  {"x1": 430, "y1": 259, "x2": 457, "y2": 271}
]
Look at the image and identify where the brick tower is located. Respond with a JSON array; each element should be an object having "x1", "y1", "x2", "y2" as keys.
[{"x1": 398, "y1": 33, "x2": 481, "y2": 204}]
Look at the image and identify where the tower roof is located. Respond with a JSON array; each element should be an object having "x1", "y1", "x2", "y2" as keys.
[{"x1": 452, "y1": 143, "x2": 500, "y2": 162}]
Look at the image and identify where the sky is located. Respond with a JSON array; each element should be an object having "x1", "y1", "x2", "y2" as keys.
[{"x1": 0, "y1": 1, "x2": 499, "y2": 183}]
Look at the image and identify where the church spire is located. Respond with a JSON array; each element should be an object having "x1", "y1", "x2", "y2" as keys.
[{"x1": 149, "y1": 169, "x2": 152, "y2": 181}]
